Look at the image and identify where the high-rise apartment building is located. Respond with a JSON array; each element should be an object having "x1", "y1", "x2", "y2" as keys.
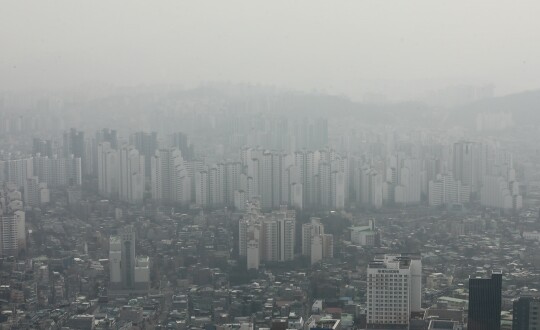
[
  {"x1": 131, "y1": 131, "x2": 158, "y2": 177},
  {"x1": 96, "y1": 128, "x2": 118, "y2": 149},
  {"x1": 394, "y1": 158, "x2": 422, "y2": 205},
  {"x1": 56, "y1": 155, "x2": 82, "y2": 187},
  {"x1": 0, "y1": 210, "x2": 26, "y2": 257},
  {"x1": 195, "y1": 170, "x2": 209, "y2": 207},
  {"x1": 97, "y1": 142, "x2": 119, "y2": 198},
  {"x1": 170, "y1": 132, "x2": 194, "y2": 161},
  {"x1": 63, "y1": 128, "x2": 86, "y2": 174},
  {"x1": 302, "y1": 217, "x2": 333, "y2": 265},
  {"x1": 453, "y1": 141, "x2": 483, "y2": 195},
  {"x1": 150, "y1": 148, "x2": 184, "y2": 204},
  {"x1": 24, "y1": 176, "x2": 40, "y2": 208},
  {"x1": 32, "y1": 138, "x2": 53, "y2": 157},
  {"x1": 310, "y1": 233, "x2": 333, "y2": 265},
  {"x1": 208, "y1": 164, "x2": 225, "y2": 207},
  {"x1": 239, "y1": 202, "x2": 296, "y2": 269},
  {"x1": 428, "y1": 173, "x2": 470, "y2": 208},
  {"x1": 302, "y1": 217, "x2": 325, "y2": 256},
  {"x1": 355, "y1": 166, "x2": 383, "y2": 209},
  {"x1": 63, "y1": 128, "x2": 85, "y2": 158},
  {"x1": 225, "y1": 161, "x2": 242, "y2": 205},
  {"x1": 118, "y1": 146, "x2": 145, "y2": 204},
  {"x1": 2, "y1": 157, "x2": 33, "y2": 189},
  {"x1": 33, "y1": 154, "x2": 82, "y2": 188},
  {"x1": 480, "y1": 175, "x2": 522, "y2": 211},
  {"x1": 366, "y1": 254, "x2": 422, "y2": 328},
  {"x1": 92, "y1": 128, "x2": 118, "y2": 176},
  {"x1": 467, "y1": 271, "x2": 502, "y2": 330}
]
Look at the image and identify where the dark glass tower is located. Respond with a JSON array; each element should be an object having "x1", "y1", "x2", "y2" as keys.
[
  {"x1": 171, "y1": 132, "x2": 194, "y2": 161},
  {"x1": 32, "y1": 138, "x2": 53, "y2": 157},
  {"x1": 513, "y1": 296, "x2": 540, "y2": 330},
  {"x1": 131, "y1": 131, "x2": 158, "y2": 177},
  {"x1": 63, "y1": 128, "x2": 85, "y2": 158},
  {"x1": 467, "y1": 272, "x2": 502, "y2": 330},
  {"x1": 120, "y1": 225, "x2": 136, "y2": 289}
]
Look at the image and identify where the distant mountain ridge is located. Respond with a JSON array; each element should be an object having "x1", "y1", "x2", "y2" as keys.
[
  {"x1": 450, "y1": 89, "x2": 540, "y2": 126},
  {"x1": 58, "y1": 83, "x2": 540, "y2": 129}
]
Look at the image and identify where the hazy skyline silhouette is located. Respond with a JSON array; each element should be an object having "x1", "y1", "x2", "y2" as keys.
[{"x1": 2, "y1": 0, "x2": 540, "y2": 101}]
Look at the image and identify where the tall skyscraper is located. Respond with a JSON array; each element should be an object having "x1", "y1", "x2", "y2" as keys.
[
  {"x1": 32, "y1": 138, "x2": 53, "y2": 157},
  {"x1": 63, "y1": 128, "x2": 85, "y2": 158},
  {"x1": 355, "y1": 166, "x2": 383, "y2": 209},
  {"x1": 131, "y1": 131, "x2": 158, "y2": 177},
  {"x1": 302, "y1": 217, "x2": 324, "y2": 256},
  {"x1": 366, "y1": 254, "x2": 422, "y2": 328},
  {"x1": 453, "y1": 141, "x2": 483, "y2": 195},
  {"x1": 63, "y1": 128, "x2": 86, "y2": 174},
  {"x1": 150, "y1": 148, "x2": 184, "y2": 204},
  {"x1": 513, "y1": 296, "x2": 540, "y2": 330},
  {"x1": 195, "y1": 170, "x2": 209, "y2": 207},
  {"x1": 170, "y1": 132, "x2": 194, "y2": 161},
  {"x1": 118, "y1": 146, "x2": 145, "y2": 204},
  {"x1": 239, "y1": 202, "x2": 296, "y2": 268},
  {"x1": 96, "y1": 128, "x2": 118, "y2": 149},
  {"x1": 392, "y1": 157, "x2": 421, "y2": 205},
  {"x1": 24, "y1": 176, "x2": 40, "y2": 208},
  {"x1": 428, "y1": 173, "x2": 470, "y2": 208},
  {"x1": 330, "y1": 170, "x2": 345, "y2": 209},
  {"x1": 109, "y1": 225, "x2": 149, "y2": 291},
  {"x1": 480, "y1": 175, "x2": 523, "y2": 210},
  {"x1": 0, "y1": 210, "x2": 26, "y2": 257},
  {"x1": 4, "y1": 157, "x2": 33, "y2": 189},
  {"x1": 50, "y1": 155, "x2": 82, "y2": 187},
  {"x1": 208, "y1": 164, "x2": 225, "y2": 207},
  {"x1": 225, "y1": 161, "x2": 242, "y2": 205},
  {"x1": 97, "y1": 142, "x2": 119, "y2": 198},
  {"x1": 120, "y1": 226, "x2": 136, "y2": 288},
  {"x1": 302, "y1": 217, "x2": 333, "y2": 265},
  {"x1": 92, "y1": 128, "x2": 118, "y2": 176},
  {"x1": 467, "y1": 271, "x2": 502, "y2": 330}
]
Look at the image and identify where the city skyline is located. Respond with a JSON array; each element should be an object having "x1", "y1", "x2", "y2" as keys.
[{"x1": 1, "y1": 1, "x2": 538, "y2": 328}]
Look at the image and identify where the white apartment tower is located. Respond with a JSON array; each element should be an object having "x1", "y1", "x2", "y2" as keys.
[
  {"x1": 394, "y1": 158, "x2": 422, "y2": 205},
  {"x1": 331, "y1": 171, "x2": 345, "y2": 209},
  {"x1": 428, "y1": 173, "x2": 470, "y2": 207},
  {"x1": 367, "y1": 254, "x2": 422, "y2": 328},
  {"x1": 151, "y1": 148, "x2": 184, "y2": 203},
  {"x1": 291, "y1": 182, "x2": 303, "y2": 210},
  {"x1": 119, "y1": 146, "x2": 145, "y2": 204},
  {"x1": 209, "y1": 164, "x2": 225, "y2": 207},
  {"x1": 24, "y1": 176, "x2": 40, "y2": 208},
  {"x1": 234, "y1": 190, "x2": 247, "y2": 211},
  {"x1": 302, "y1": 217, "x2": 333, "y2": 265},
  {"x1": 356, "y1": 166, "x2": 383, "y2": 209},
  {"x1": 195, "y1": 170, "x2": 209, "y2": 207},
  {"x1": 0, "y1": 211, "x2": 26, "y2": 257},
  {"x1": 5, "y1": 158, "x2": 33, "y2": 189},
  {"x1": 453, "y1": 141, "x2": 483, "y2": 195},
  {"x1": 302, "y1": 217, "x2": 325, "y2": 256},
  {"x1": 481, "y1": 175, "x2": 523, "y2": 211},
  {"x1": 225, "y1": 162, "x2": 242, "y2": 205},
  {"x1": 97, "y1": 142, "x2": 119, "y2": 198},
  {"x1": 239, "y1": 202, "x2": 296, "y2": 268},
  {"x1": 261, "y1": 151, "x2": 274, "y2": 209}
]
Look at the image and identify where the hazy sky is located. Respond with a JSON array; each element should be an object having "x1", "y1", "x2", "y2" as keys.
[{"x1": 2, "y1": 0, "x2": 540, "y2": 100}]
